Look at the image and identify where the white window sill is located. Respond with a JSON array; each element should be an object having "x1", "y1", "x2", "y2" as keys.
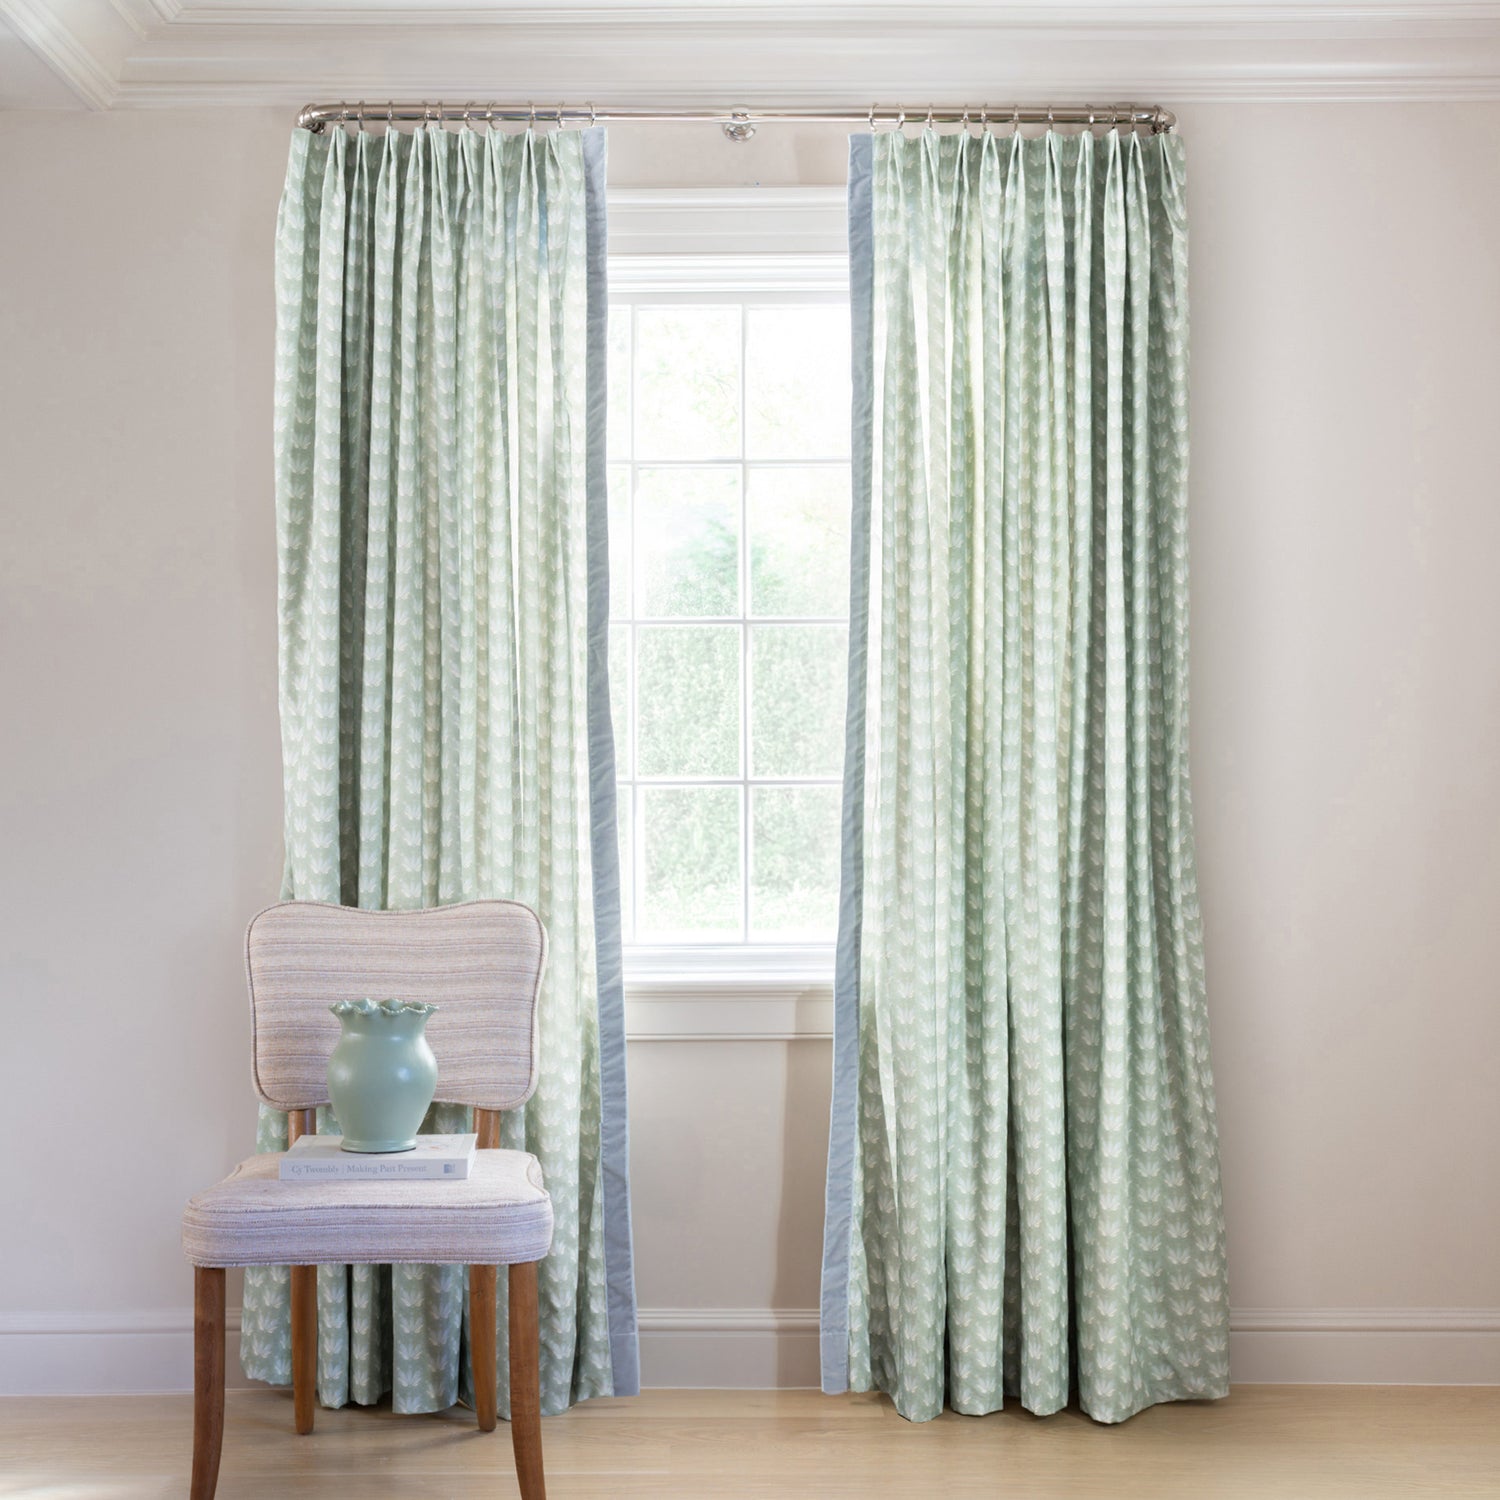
[{"x1": 622, "y1": 945, "x2": 835, "y2": 1041}]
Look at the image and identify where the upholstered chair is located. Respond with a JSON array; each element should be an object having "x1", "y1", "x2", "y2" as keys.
[{"x1": 181, "y1": 900, "x2": 554, "y2": 1500}]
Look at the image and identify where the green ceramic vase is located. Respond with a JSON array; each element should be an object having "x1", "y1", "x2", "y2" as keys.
[{"x1": 327, "y1": 999, "x2": 440, "y2": 1153}]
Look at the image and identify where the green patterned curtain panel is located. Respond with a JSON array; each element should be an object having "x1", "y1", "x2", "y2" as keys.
[
  {"x1": 243, "y1": 122, "x2": 637, "y2": 1416},
  {"x1": 821, "y1": 128, "x2": 1230, "y2": 1425}
]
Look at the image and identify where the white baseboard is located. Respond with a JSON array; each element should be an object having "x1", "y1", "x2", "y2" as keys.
[
  {"x1": 637, "y1": 1306, "x2": 1500, "y2": 1390},
  {"x1": 2, "y1": 1306, "x2": 1496, "y2": 1398},
  {"x1": 1229, "y1": 1307, "x2": 1500, "y2": 1385},
  {"x1": 0, "y1": 1309, "x2": 254, "y2": 1397},
  {"x1": 639, "y1": 1308, "x2": 822, "y2": 1389}
]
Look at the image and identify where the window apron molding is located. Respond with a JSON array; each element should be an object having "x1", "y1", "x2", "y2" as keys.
[{"x1": 623, "y1": 939, "x2": 835, "y2": 1041}]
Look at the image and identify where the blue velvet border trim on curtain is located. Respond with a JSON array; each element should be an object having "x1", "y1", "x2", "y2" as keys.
[
  {"x1": 819, "y1": 132, "x2": 874, "y2": 1394},
  {"x1": 582, "y1": 126, "x2": 641, "y2": 1398}
]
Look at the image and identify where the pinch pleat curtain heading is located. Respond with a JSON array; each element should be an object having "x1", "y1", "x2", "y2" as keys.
[
  {"x1": 821, "y1": 128, "x2": 1230, "y2": 1424},
  {"x1": 244, "y1": 121, "x2": 638, "y2": 1415}
]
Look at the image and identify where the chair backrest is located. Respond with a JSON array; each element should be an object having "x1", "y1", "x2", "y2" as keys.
[{"x1": 245, "y1": 900, "x2": 547, "y2": 1113}]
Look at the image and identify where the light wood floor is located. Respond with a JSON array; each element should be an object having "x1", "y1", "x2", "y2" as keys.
[{"x1": 2, "y1": 1386, "x2": 1497, "y2": 1498}]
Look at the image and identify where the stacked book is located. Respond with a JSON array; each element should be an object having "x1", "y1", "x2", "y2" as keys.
[{"x1": 279, "y1": 1133, "x2": 478, "y2": 1181}]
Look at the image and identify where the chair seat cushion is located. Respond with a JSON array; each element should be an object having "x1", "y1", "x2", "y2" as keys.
[{"x1": 182, "y1": 1149, "x2": 553, "y2": 1268}]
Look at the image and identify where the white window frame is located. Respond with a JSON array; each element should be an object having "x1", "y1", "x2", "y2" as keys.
[{"x1": 608, "y1": 188, "x2": 847, "y2": 1030}]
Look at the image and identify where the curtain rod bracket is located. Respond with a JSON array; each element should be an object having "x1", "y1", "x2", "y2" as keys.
[{"x1": 722, "y1": 110, "x2": 757, "y2": 143}]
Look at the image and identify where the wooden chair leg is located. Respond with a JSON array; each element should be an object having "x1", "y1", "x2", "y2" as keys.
[
  {"x1": 508, "y1": 1261, "x2": 546, "y2": 1500},
  {"x1": 285, "y1": 1106, "x2": 317, "y2": 1437},
  {"x1": 471, "y1": 1264, "x2": 498, "y2": 1432},
  {"x1": 290, "y1": 1265, "x2": 317, "y2": 1435},
  {"x1": 191, "y1": 1267, "x2": 226, "y2": 1500}
]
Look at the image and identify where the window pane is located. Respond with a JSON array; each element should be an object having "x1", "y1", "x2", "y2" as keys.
[
  {"x1": 608, "y1": 304, "x2": 631, "y2": 461},
  {"x1": 746, "y1": 305, "x2": 851, "y2": 460},
  {"x1": 616, "y1": 789, "x2": 634, "y2": 943},
  {"x1": 750, "y1": 785, "x2": 840, "y2": 940},
  {"x1": 635, "y1": 306, "x2": 740, "y2": 460},
  {"x1": 608, "y1": 463, "x2": 630, "y2": 620},
  {"x1": 609, "y1": 624, "x2": 631, "y2": 779},
  {"x1": 750, "y1": 624, "x2": 847, "y2": 778},
  {"x1": 639, "y1": 786, "x2": 742, "y2": 940},
  {"x1": 748, "y1": 465, "x2": 850, "y2": 618},
  {"x1": 637, "y1": 625, "x2": 740, "y2": 777},
  {"x1": 635, "y1": 467, "x2": 739, "y2": 618}
]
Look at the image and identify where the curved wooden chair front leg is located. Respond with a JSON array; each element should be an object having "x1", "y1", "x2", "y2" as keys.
[
  {"x1": 471, "y1": 1263, "x2": 498, "y2": 1432},
  {"x1": 191, "y1": 1266, "x2": 226, "y2": 1500},
  {"x1": 508, "y1": 1260, "x2": 546, "y2": 1500}
]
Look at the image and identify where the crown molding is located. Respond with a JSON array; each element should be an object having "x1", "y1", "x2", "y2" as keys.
[
  {"x1": 0, "y1": 0, "x2": 124, "y2": 107},
  {"x1": 0, "y1": 0, "x2": 178, "y2": 107},
  {"x1": 159, "y1": 4, "x2": 1500, "y2": 26},
  {"x1": 112, "y1": 76, "x2": 1500, "y2": 111},
  {"x1": 9, "y1": 3, "x2": 1500, "y2": 112},
  {"x1": 111, "y1": 1, "x2": 184, "y2": 36}
]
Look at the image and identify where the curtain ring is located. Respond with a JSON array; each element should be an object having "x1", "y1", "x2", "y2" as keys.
[
  {"x1": 528, "y1": 101, "x2": 536, "y2": 128},
  {"x1": 959, "y1": 106, "x2": 971, "y2": 134},
  {"x1": 897, "y1": 106, "x2": 906, "y2": 132},
  {"x1": 979, "y1": 104, "x2": 988, "y2": 131},
  {"x1": 557, "y1": 102, "x2": 566, "y2": 129},
  {"x1": 925, "y1": 103, "x2": 934, "y2": 129},
  {"x1": 868, "y1": 103, "x2": 876, "y2": 133},
  {"x1": 1011, "y1": 104, "x2": 1021, "y2": 133},
  {"x1": 1046, "y1": 105, "x2": 1055, "y2": 131},
  {"x1": 386, "y1": 101, "x2": 393, "y2": 126},
  {"x1": 355, "y1": 101, "x2": 367, "y2": 132},
  {"x1": 589, "y1": 102, "x2": 597, "y2": 127}
]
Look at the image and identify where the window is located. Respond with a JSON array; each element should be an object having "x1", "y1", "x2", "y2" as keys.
[{"x1": 608, "y1": 271, "x2": 851, "y2": 974}]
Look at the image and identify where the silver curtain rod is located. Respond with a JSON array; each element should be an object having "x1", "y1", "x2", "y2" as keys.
[{"x1": 297, "y1": 101, "x2": 1176, "y2": 140}]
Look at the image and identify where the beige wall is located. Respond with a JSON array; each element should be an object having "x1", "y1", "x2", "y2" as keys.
[{"x1": 1, "y1": 103, "x2": 1497, "y2": 1394}]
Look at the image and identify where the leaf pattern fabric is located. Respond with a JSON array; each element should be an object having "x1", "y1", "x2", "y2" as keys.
[
  {"x1": 242, "y1": 123, "x2": 636, "y2": 1417},
  {"x1": 822, "y1": 128, "x2": 1230, "y2": 1425}
]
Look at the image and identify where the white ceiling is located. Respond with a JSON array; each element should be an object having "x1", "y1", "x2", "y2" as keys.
[{"x1": 3, "y1": 2, "x2": 1500, "y2": 113}]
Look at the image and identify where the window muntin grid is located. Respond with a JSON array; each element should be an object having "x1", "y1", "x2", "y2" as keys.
[{"x1": 608, "y1": 291, "x2": 851, "y2": 951}]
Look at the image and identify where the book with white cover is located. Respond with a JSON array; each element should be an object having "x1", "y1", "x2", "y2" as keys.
[{"x1": 279, "y1": 1133, "x2": 478, "y2": 1181}]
